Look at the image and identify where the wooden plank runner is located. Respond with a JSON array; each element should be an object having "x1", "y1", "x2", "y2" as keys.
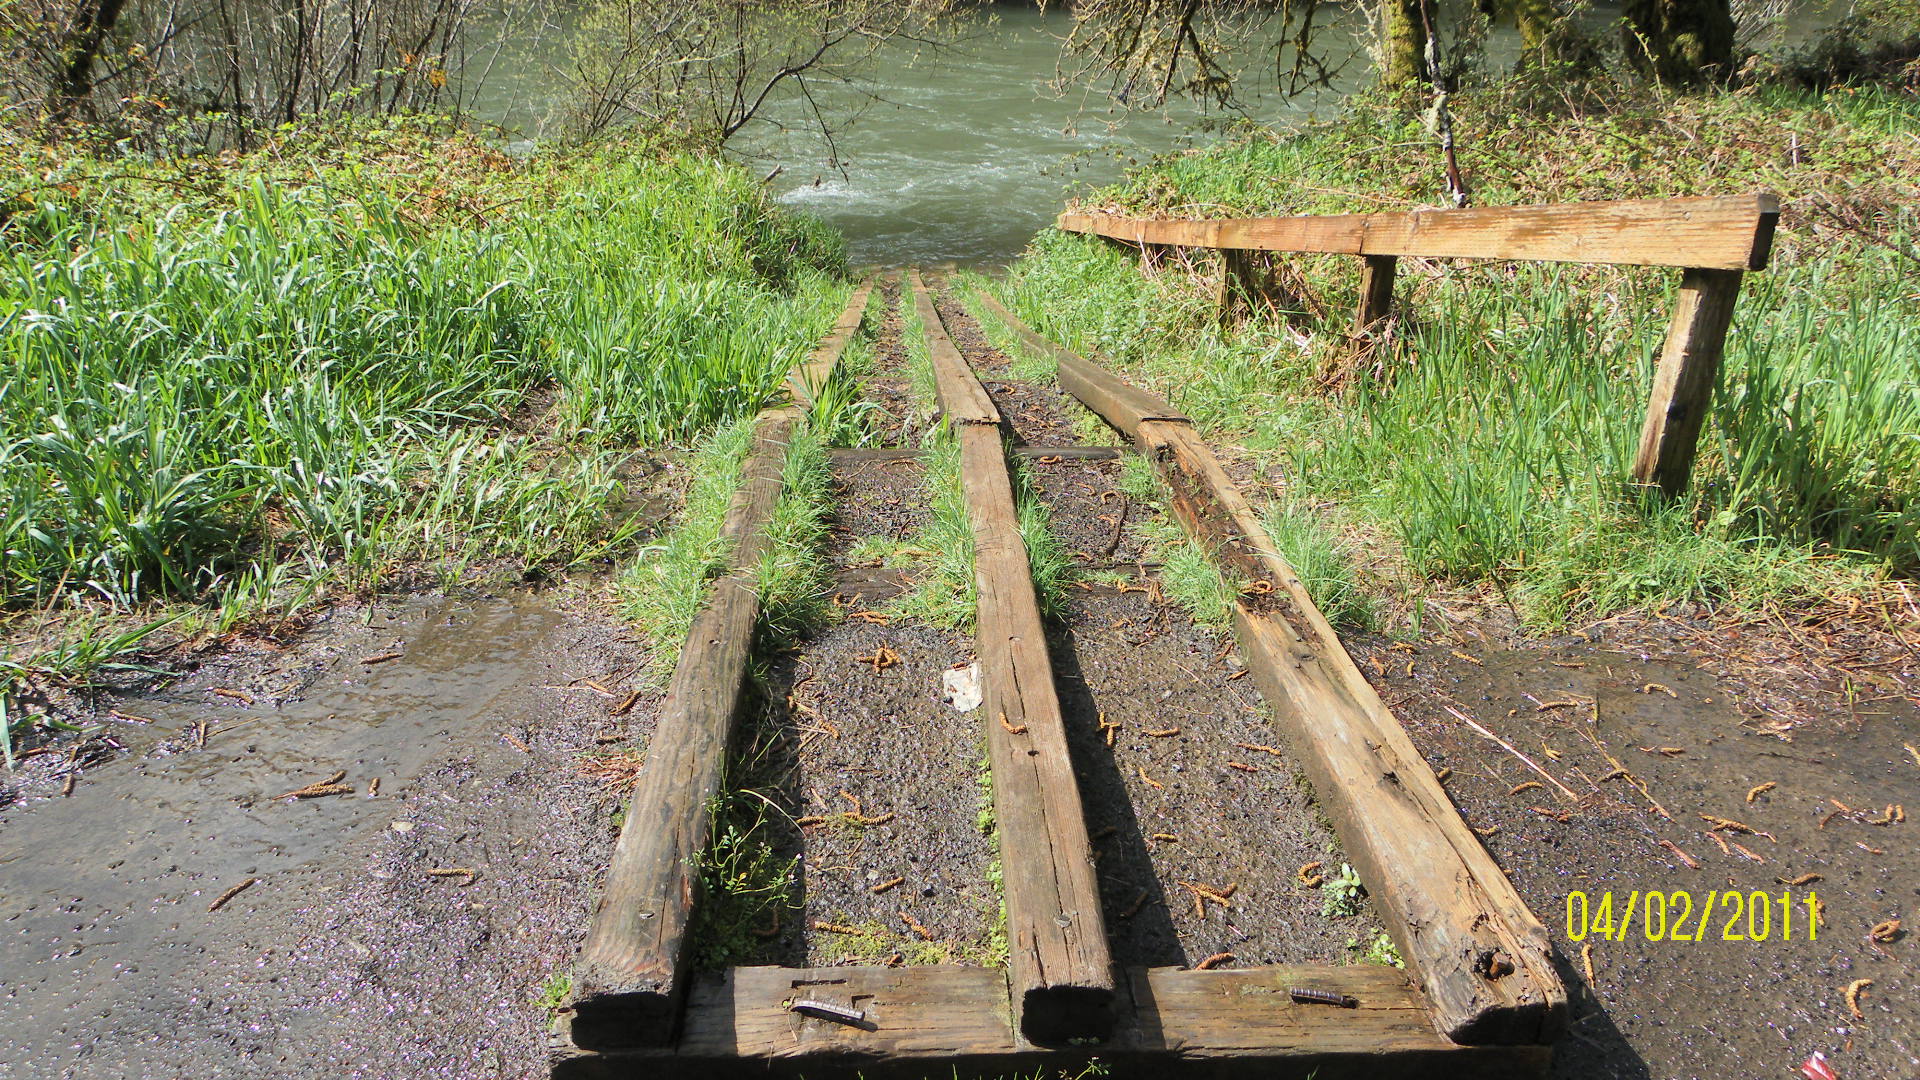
[
  {"x1": 982, "y1": 305, "x2": 1565, "y2": 1046},
  {"x1": 908, "y1": 270, "x2": 996, "y2": 424},
  {"x1": 552, "y1": 964, "x2": 1550, "y2": 1078},
  {"x1": 1632, "y1": 267, "x2": 1745, "y2": 495},
  {"x1": 911, "y1": 275, "x2": 1115, "y2": 1044},
  {"x1": 789, "y1": 277, "x2": 878, "y2": 409},
  {"x1": 569, "y1": 282, "x2": 873, "y2": 1050},
  {"x1": 1058, "y1": 193, "x2": 1779, "y2": 272},
  {"x1": 966, "y1": 290, "x2": 1187, "y2": 431}
]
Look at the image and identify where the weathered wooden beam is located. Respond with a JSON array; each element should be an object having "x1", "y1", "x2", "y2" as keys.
[
  {"x1": 1632, "y1": 267, "x2": 1745, "y2": 496},
  {"x1": 1058, "y1": 193, "x2": 1779, "y2": 271},
  {"x1": 570, "y1": 283, "x2": 873, "y2": 1050},
  {"x1": 1354, "y1": 254, "x2": 1398, "y2": 334},
  {"x1": 908, "y1": 270, "x2": 996, "y2": 424},
  {"x1": 983, "y1": 306, "x2": 1565, "y2": 1046},
  {"x1": 1142, "y1": 417, "x2": 1563, "y2": 1044},
  {"x1": 1119, "y1": 966, "x2": 1545, "y2": 1067},
  {"x1": 788, "y1": 277, "x2": 878, "y2": 409},
  {"x1": 967, "y1": 290, "x2": 1187, "y2": 432},
  {"x1": 912, "y1": 277, "x2": 1115, "y2": 1044},
  {"x1": 570, "y1": 411, "x2": 800, "y2": 1049},
  {"x1": 552, "y1": 965, "x2": 1552, "y2": 1078}
]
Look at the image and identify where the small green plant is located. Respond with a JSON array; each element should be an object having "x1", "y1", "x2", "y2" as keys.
[
  {"x1": 1321, "y1": 863, "x2": 1366, "y2": 918},
  {"x1": 1349, "y1": 928, "x2": 1403, "y2": 967},
  {"x1": 535, "y1": 972, "x2": 574, "y2": 1014},
  {"x1": 690, "y1": 789, "x2": 799, "y2": 969},
  {"x1": 974, "y1": 751, "x2": 997, "y2": 835}
]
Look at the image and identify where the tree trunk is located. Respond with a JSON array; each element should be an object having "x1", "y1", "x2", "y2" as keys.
[
  {"x1": 1510, "y1": 0, "x2": 1558, "y2": 52},
  {"x1": 1382, "y1": 0, "x2": 1426, "y2": 86},
  {"x1": 1622, "y1": 0, "x2": 1737, "y2": 83},
  {"x1": 54, "y1": 0, "x2": 130, "y2": 119}
]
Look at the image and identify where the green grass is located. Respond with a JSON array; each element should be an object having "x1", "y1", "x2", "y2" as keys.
[
  {"x1": 892, "y1": 427, "x2": 979, "y2": 628},
  {"x1": 616, "y1": 417, "x2": 759, "y2": 676},
  {"x1": 1, "y1": 149, "x2": 843, "y2": 611},
  {"x1": 1008, "y1": 86, "x2": 1920, "y2": 628},
  {"x1": 1, "y1": 132, "x2": 850, "y2": 750},
  {"x1": 755, "y1": 428, "x2": 838, "y2": 645},
  {"x1": 1261, "y1": 503, "x2": 1376, "y2": 632}
]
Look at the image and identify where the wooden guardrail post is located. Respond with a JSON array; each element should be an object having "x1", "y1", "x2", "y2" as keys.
[
  {"x1": 1354, "y1": 254, "x2": 1398, "y2": 334},
  {"x1": 1632, "y1": 267, "x2": 1744, "y2": 496}
]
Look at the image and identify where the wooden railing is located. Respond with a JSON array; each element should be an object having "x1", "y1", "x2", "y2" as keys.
[{"x1": 1055, "y1": 193, "x2": 1781, "y2": 496}]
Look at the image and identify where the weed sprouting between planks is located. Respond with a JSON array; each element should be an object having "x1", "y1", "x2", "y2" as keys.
[{"x1": 891, "y1": 426, "x2": 979, "y2": 629}]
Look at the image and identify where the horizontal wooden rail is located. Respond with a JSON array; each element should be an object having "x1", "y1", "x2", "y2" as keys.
[
  {"x1": 553, "y1": 964, "x2": 1553, "y2": 1077},
  {"x1": 1058, "y1": 194, "x2": 1779, "y2": 497},
  {"x1": 1057, "y1": 193, "x2": 1778, "y2": 271}
]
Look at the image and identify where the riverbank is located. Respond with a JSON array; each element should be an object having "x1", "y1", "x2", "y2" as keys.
[
  {"x1": 1003, "y1": 84, "x2": 1920, "y2": 632},
  {"x1": 1, "y1": 120, "x2": 850, "y2": 759}
]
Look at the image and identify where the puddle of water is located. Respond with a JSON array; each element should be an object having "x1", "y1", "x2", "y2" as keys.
[{"x1": 0, "y1": 595, "x2": 562, "y2": 1070}]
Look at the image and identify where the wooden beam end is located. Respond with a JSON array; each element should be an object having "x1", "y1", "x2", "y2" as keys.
[
  {"x1": 1749, "y1": 194, "x2": 1781, "y2": 271},
  {"x1": 1018, "y1": 983, "x2": 1118, "y2": 1046},
  {"x1": 569, "y1": 977, "x2": 682, "y2": 1051},
  {"x1": 1441, "y1": 990, "x2": 1567, "y2": 1047}
]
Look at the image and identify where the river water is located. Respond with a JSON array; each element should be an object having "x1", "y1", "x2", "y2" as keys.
[
  {"x1": 468, "y1": 2, "x2": 1837, "y2": 267},
  {"x1": 471, "y1": 4, "x2": 1366, "y2": 266}
]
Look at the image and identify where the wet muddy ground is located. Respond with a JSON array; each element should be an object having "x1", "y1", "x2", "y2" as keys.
[
  {"x1": 1, "y1": 590, "x2": 641, "y2": 1079},
  {"x1": 751, "y1": 452, "x2": 1002, "y2": 968},
  {"x1": 1349, "y1": 615, "x2": 1919, "y2": 1080}
]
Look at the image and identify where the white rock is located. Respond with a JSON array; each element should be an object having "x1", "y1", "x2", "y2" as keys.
[{"x1": 941, "y1": 663, "x2": 982, "y2": 712}]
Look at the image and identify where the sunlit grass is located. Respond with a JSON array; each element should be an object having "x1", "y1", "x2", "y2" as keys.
[
  {"x1": 0, "y1": 145, "x2": 849, "y2": 749},
  {"x1": 1009, "y1": 87, "x2": 1920, "y2": 627}
]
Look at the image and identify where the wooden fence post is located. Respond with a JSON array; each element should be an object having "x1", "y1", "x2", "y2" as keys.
[
  {"x1": 1633, "y1": 267, "x2": 1744, "y2": 496},
  {"x1": 1354, "y1": 254, "x2": 1398, "y2": 334},
  {"x1": 1218, "y1": 248, "x2": 1261, "y2": 323}
]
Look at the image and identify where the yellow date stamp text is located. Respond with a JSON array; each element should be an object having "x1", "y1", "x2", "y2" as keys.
[{"x1": 1566, "y1": 890, "x2": 1819, "y2": 943}]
